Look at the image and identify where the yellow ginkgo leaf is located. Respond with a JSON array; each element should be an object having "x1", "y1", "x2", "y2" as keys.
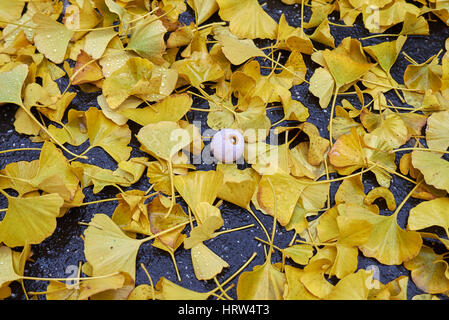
[
  {"x1": 0, "y1": 160, "x2": 39, "y2": 196},
  {"x1": 184, "y1": 215, "x2": 224, "y2": 249},
  {"x1": 85, "y1": 107, "x2": 132, "y2": 163},
  {"x1": 309, "y1": 67, "x2": 335, "y2": 108},
  {"x1": 300, "y1": 258, "x2": 334, "y2": 298},
  {"x1": 155, "y1": 277, "x2": 209, "y2": 300},
  {"x1": 48, "y1": 109, "x2": 88, "y2": 146},
  {"x1": 72, "y1": 50, "x2": 104, "y2": 85},
  {"x1": 322, "y1": 37, "x2": 373, "y2": 89},
  {"x1": 137, "y1": 121, "x2": 192, "y2": 161},
  {"x1": 216, "y1": 164, "x2": 259, "y2": 209},
  {"x1": 112, "y1": 190, "x2": 150, "y2": 236},
  {"x1": 309, "y1": 20, "x2": 335, "y2": 48},
  {"x1": 121, "y1": 94, "x2": 192, "y2": 126},
  {"x1": 404, "y1": 55, "x2": 442, "y2": 92},
  {"x1": 191, "y1": 242, "x2": 229, "y2": 280},
  {"x1": 236, "y1": 260, "x2": 286, "y2": 300},
  {"x1": 400, "y1": 12, "x2": 429, "y2": 36},
  {"x1": 148, "y1": 195, "x2": 189, "y2": 247},
  {"x1": 256, "y1": 171, "x2": 306, "y2": 226},
  {"x1": 187, "y1": 0, "x2": 218, "y2": 25},
  {"x1": 328, "y1": 128, "x2": 366, "y2": 173},
  {"x1": 283, "y1": 265, "x2": 318, "y2": 300},
  {"x1": 194, "y1": 202, "x2": 223, "y2": 226},
  {"x1": 404, "y1": 246, "x2": 449, "y2": 294},
  {"x1": 216, "y1": 0, "x2": 277, "y2": 39},
  {"x1": 127, "y1": 18, "x2": 167, "y2": 63},
  {"x1": 338, "y1": 203, "x2": 422, "y2": 265},
  {"x1": 83, "y1": 28, "x2": 117, "y2": 60},
  {"x1": 97, "y1": 95, "x2": 142, "y2": 126},
  {"x1": 84, "y1": 214, "x2": 143, "y2": 280},
  {"x1": 173, "y1": 170, "x2": 223, "y2": 217},
  {"x1": 0, "y1": 1, "x2": 25, "y2": 27},
  {"x1": 0, "y1": 246, "x2": 21, "y2": 288},
  {"x1": 31, "y1": 141, "x2": 79, "y2": 201},
  {"x1": 325, "y1": 269, "x2": 373, "y2": 300},
  {"x1": 408, "y1": 197, "x2": 449, "y2": 237},
  {"x1": 425, "y1": 110, "x2": 449, "y2": 151},
  {"x1": 33, "y1": 13, "x2": 74, "y2": 64},
  {"x1": 412, "y1": 151, "x2": 449, "y2": 193},
  {"x1": 128, "y1": 284, "x2": 155, "y2": 301},
  {"x1": 0, "y1": 193, "x2": 64, "y2": 247},
  {"x1": 282, "y1": 244, "x2": 314, "y2": 265},
  {"x1": 0, "y1": 64, "x2": 28, "y2": 107},
  {"x1": 364, "y1": 36, "x2": 407, "y2": 73},
  {"x1": 215, "y1": 33, "x2": 264, "y2": 65},
  {"x1": 103, "y1": 57, "x2": 178, "y2": 109},
  {"x1": 46, "y1": 272, "x2": 129, "y2": 301},
  {"x1": 364, "y1": 187, "x2": 396, "y2": 211}
]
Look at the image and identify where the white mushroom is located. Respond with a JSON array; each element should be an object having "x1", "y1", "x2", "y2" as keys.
[{"x1": 210, "y1": 129, "x2": 244, "y2": 163}]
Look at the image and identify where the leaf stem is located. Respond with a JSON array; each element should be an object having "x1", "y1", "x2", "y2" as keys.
[
  {"x1": 214, "y1": 224, "x2": 254, "y2": 236},
  {"x1": 0, "y1": 148, "x2": 41, "y2": 154}
]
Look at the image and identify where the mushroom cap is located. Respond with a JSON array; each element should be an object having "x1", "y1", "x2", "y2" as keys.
[{"x1": 210, "y1": 129, "x2": 244, "y2": 163}]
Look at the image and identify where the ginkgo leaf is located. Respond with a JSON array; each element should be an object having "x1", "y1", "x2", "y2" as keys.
[
  {"x1": 309, "y1": 20, "x2": 335, "y2": 48},
  {"x1": 408, "y1": 197, "x2": 449, "y2": 237},
  {"x1": 85, "y1": 107, "x2": 132, "y2": 163},
  {"x1": 216, "y1": 0, "x2": 277, "y2": 39},
  {"x1": 84, "y1": 214, "x2": 143, "y2": 280},
  {"x1": 404, "y1": 56, "x2": 442, "y2": 92},
  {"x1": 361, "y1": 109, "x2": 409, "y2": 149},
  {"x1": 33, "y1": 13, "x2": 74, "y2": 64},
  {"x1": 338, "y1": 203, "x2": 422, "y2": 265},
  {"x1": 0, "y1": 193, "x2": 64, "y2": 247},
  {"x1": 31, "y1": 141, "x2": 79, "y2": 201},
  {"x1": 127, "y1": 18, "x2": 167, "y2": 63},
  {"x1": 322, "y1": 38, "x2": 373, "y2": 89},
  {"x1": 0, "y1": 1, "x2": 25, "y2": 27},
  {"x1": 0, "y1": 64, "x2": 28, "y2": 107},
  {"x1": 137, "y1": 121, "x2": 192, "y2": 161},
  {"x1": 404, "y1": 246, "x2": 449, "y2": 294},
  {"x1": 256, "y1": 171, "x2": 306, "y2": 226},
  {"x1": 194, "y1": 202, "x2": 223, "y2": 226},
  {"x1": 283, "y1": 265, "x2": 318, "y2": 300},
  {"x1": 48, "y1": 109, "x2": 88, "y2": 146},
  {"x1": 0, "y1": 160, "x2": 39, "y2": 196},
  {"x1": 426, "y1": 110, "x2": 449, "y2": 151},
  {"x1": 191, "y1": 243, "x2": 229, "y2": 280},
  {"x1": 187, "y1": 0, "x2": 219, "y2": 25},
  {"x1": 215, "y1": 33, "x2": 264, "y2": 65},
  {"x1": 364, "y1": 36, "x2": 407, "y2": 73},
  {"x1": 173, "y1": 170, "x2": 223, "y2": 218},
  {"x1": 236, "y1": 261, "x2": 286, "y2": 300},
  {"x1": 103, "y1": 57, "x2": 178, "y2": 109},
  {"x1": 300, "y1": 258, "x2": 334, "y2": 298},
  {"x1": 282, "y1": 244, "x2": 314, "y2": 265},
  {"x1": 309, "y1": 67, "x2": 335, "y2": 108},
  {"x1": 84, "y1": 28, "x2": 117, "y2": 60},
  {"x1": 0, "y1": 246, "x2": 20, "y2": 288},
  {"x1": 184, "y1": 215, "x2": 224, "y2": 249},
  {"x1": 121, "y1": 94, "x2": 192, "y2": 126},
  {"x1": 46, "y1": 272, "x2": 129, "y2": 300},
  {"x1": 412, "y1": 151, "x2": 449, "y2": 193},
  {"x1": 328, "y1": 128, "x2": 366, "y2": 173},
  {"x1": 155, "y1": 277, "x2": 210, "y2": 300},
  {"x1": 128, "y1": 284, "x2": 155, "y2": 300},
  {"x1": 216, "y1": 164, "x2": 259, "y2": 209},
  {"x1": 148, "y1": 195, "x2": 189, "y2": 247},
  {"x1": 325, "y1": 269, "x2": 373, "y2": 300},
  {"x1": 400, "y1": 12, "x2": 429, "y2": 35},
  {"x1": 72, "y1": 50, "x2": 104, "y2": 85}
]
